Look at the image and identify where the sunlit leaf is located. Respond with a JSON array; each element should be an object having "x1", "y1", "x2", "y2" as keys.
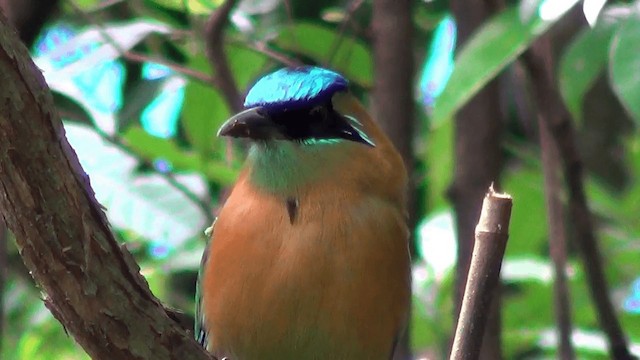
[
  {"x1": 609, "y1": 16, "x2": 640, "y2": 122},
  {"x1": 275, "y1": 22, "x2": 373, "y2": 87},
  {"x1": 148, "y1": 0, "x2": 221, "y2": 14},
  {"x1": 66, "y1": 123, "x2": 208, "y2": 248},
  {"x1": 39, "y1": 20, "x2": 171, "y2": 79},
  {"x1": 559, "y1": 20, "x2": 615, "y2": 123},
  {"x1": 431, "y1": 3, "x2": 578, "y2": 125}
]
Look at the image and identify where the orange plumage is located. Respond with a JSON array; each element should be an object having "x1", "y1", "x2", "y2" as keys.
[{"x1": 197, "y1": 68, "x2": 410, "y2": 359}]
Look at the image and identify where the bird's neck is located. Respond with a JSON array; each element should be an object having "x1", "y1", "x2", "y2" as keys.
[{"x1": 246, "y1": 141, "x2": 344, "y2": 196}]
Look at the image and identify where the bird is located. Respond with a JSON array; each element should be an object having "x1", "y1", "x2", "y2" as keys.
[{"x1": 195, "y1": 66, "x2": 411, "y2": 360}]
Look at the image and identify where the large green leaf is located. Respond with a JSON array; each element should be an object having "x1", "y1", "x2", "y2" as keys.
[
  {"x1": 66, "y1": 123, "x2": 209, "y2": 247},
  {"x1": 275, "y1": 22, "x2": 373, "y2": 87},
  {"x1": 559, "y1": 21, "x2": 616, "y2": 123},
  {"x1": 122, "y1": 127, "x2": 237, "y2": 184},
  {"x1": 431, "y1": 4, "x2": 577, "y2": 125},
  {"x1": 609, "y1": 16, "x2": 640, "y2": 123}
]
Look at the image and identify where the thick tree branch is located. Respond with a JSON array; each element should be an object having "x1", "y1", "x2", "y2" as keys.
[
  {"x1": 371, "y1": 0, "x2": 415, "y2": 359},
  {"x1": 0, "y1": 13, "x2": 212, "y2": 360},
  {"x1": 205, "y1": 0, "x2": 242, "y2": 112},
  {"x1": 450, "y1": 186, "x2": 512, "y2": 360},
  {"x1": 523, "y1": 34, "x2": 634, "y2": 360}
]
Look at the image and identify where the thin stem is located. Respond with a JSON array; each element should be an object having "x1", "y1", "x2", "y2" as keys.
[{"x1": 538, "y1": 108, "x2": 575, "y2": 359}]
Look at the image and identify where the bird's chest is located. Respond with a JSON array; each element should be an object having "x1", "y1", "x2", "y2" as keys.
[{"x1": 203, "y1": 189, "x2": 393, "y2": 359}]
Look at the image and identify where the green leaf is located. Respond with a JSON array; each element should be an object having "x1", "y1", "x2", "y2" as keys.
[
  {"x1": 181, "y1": 55, "x2": 230, "y2": 157},
  {"x1": 609, "y1": 16, "x2": 640, "y2": 122},
  {"x1": 148, "y1": 0, "x2": 221, "y2": 14},
  {"x1": 275, "y1": 22, "x2": 373, "y2": 87},
  {"x1": 559, "y1": 20, "x2": 616, "y2": 123},
  {"x1": 123, "y1": 128, "x2": 238, "y2": 185},
  {"x1": 431, "y1": 4, "x2": 576, "y2": 125},
  {"x1": 503, "y1": 165, "x2": 547, "y2": 256},
  {"x1": 227, "y1": 44, "x2": 270, "y2": 90},
  {"x1": 123, "y1": 127, "x2": 200, "y2": 170},
  {"x1": 424, "y1": 115, "x2": 453, "y2": 211}
]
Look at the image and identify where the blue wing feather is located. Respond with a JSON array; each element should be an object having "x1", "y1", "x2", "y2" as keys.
[{"x1": 244, "y1": 66, "x2": 348, "y2": 112}]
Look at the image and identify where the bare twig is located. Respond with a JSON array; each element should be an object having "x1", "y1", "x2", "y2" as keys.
[
  {"x1": 538, "y1": 109, "x2": 575, "y2": 359},
  {"x1": 204, "y1": 0, "x2": 242, "y2": 112},
  {"x1": 450, "y1": 186, "x2": 512, "y2": 360},
  {"x1": 523, "y1": 34, "x2": 635, "y2": 360}
]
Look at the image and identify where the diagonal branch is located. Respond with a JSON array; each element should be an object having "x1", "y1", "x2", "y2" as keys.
[
  {"x1": 537, "y1": 96, "x2": 575, "y2": 359},
  {"x1": 204, "y1": 0, "x2": 242, "y2": 112},
  {"x1": 523, "y1": 33, "x2": 634, "y2": 360},
  {"x1": 0, "y1": 12, "x2": 213, "y2": 360}
]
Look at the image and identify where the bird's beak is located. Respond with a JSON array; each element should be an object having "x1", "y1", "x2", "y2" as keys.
[
  {"x1": 217, "y1": 107, "x2": 280, "y2": 140},
  {"x1": 336, "y1": 116, "x2": 375, "y2": 147}
]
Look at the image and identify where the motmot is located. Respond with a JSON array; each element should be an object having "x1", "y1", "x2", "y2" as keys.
[{"x1": 195, "y1": 66, "x2": 411, "y2": 359}]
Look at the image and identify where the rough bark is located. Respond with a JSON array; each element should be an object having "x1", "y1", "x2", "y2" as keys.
[
  {"x1": 450, "y1": 187, "x2": 512, "y2": 360},
  {"x1": 371, "y1": 0, "x2": 415, "y2": 359},
  {"x1": 0, "y1": 13, "x2": 212, "y2": 360},
  {"x1": 448, "y1": 0, "x2": 504, "y2": 359}
]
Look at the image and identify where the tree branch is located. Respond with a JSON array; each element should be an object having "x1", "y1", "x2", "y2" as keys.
[
  {"x1": 371, "y1": 0, "x2": 415, "y2": 358},
  {"x1": 0, "y1": 13, "x2": 213, "y2": 360},
  {"x1": 537, "y1": 101, "x2": 575, "y2": 359},
  {"x1": 523, "y1": 33, "x2": 634, "y2": 360},
  {"x1": 204, "y1": 0, "x2": 242, "y2": 112},
  {"x1": 450, "y1": 186, "x2": 512, "y2": 360}
]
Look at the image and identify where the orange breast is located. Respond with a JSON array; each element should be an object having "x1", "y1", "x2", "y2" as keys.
[{"x1": 201, "y1": 177, "x2": 411, "y2": 359}]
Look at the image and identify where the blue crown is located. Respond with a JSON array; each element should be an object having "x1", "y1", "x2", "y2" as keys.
[{"x1": 244, "y1": 66, "x2": 348, "y2": 112}]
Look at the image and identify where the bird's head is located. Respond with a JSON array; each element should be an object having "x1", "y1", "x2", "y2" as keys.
[{"x1": 218, "y1": 66, "x2": 374, "y2": 147}]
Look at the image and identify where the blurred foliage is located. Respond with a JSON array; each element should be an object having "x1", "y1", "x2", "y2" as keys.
[{"x1": 3, "y1": 0, "x2": 640, "y2": 359}]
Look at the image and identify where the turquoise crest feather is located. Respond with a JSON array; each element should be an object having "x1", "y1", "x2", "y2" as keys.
[{"x1": 244, "y1": 66, "x2": 348, "y2": 111}]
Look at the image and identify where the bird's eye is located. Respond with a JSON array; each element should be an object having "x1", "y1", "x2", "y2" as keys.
[{"x1": 309, "y1": 106, "x2": 328, "y2": 122}]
